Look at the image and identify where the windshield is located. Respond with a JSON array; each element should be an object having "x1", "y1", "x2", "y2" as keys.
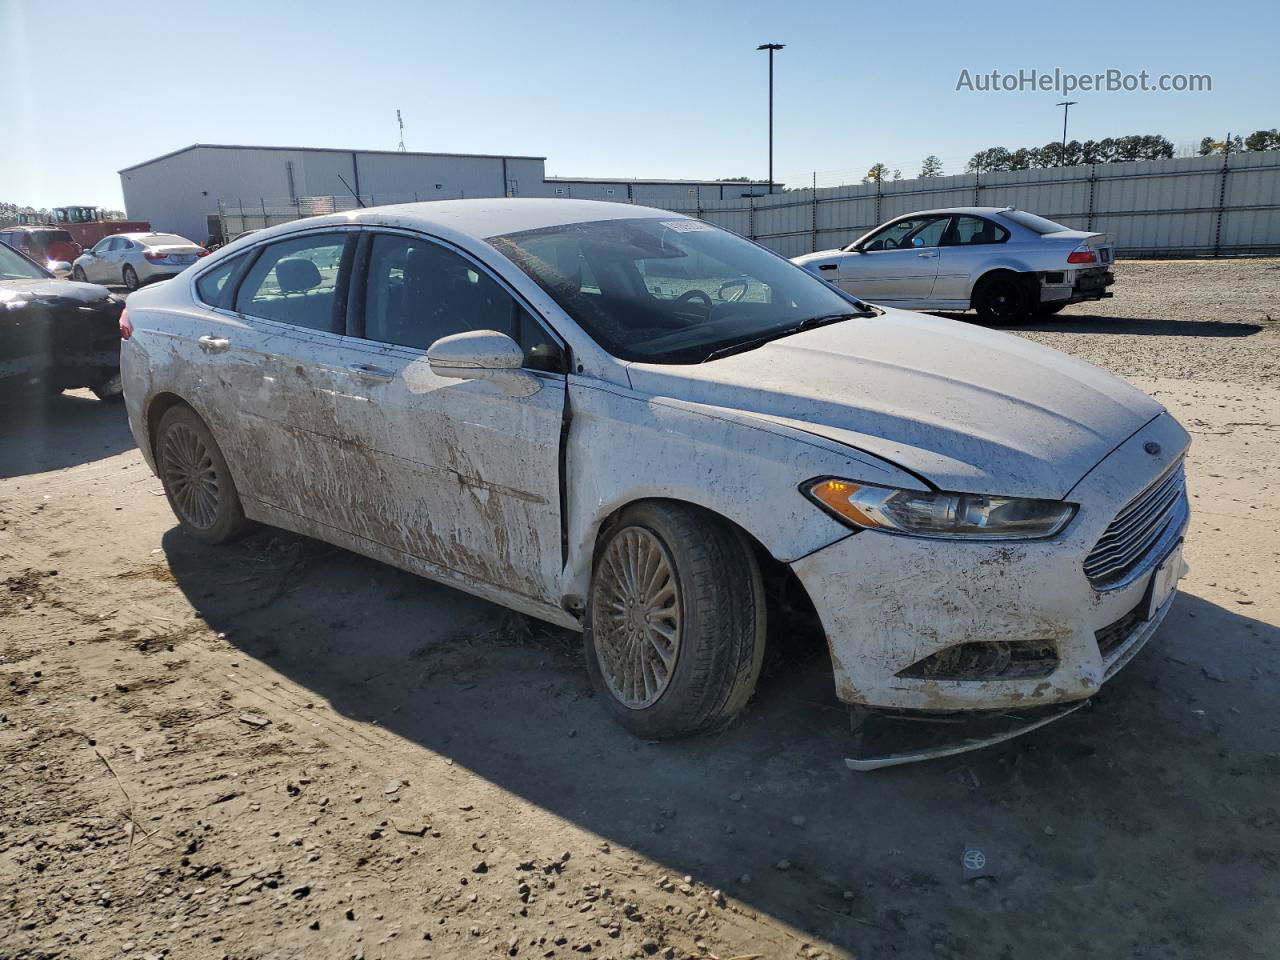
[
  {"x1": 1001, "y1": 210, "x2": 1072, "y2": 235},
  {"x1": 0, "y1": 242, "x2": 49, "y2": 280},
  {"x1": 487, "y1": 217, "x2": 868, "y2": 363},
  {"x1": 140, "y1": 233, "x2": 191, "y2": 247}
]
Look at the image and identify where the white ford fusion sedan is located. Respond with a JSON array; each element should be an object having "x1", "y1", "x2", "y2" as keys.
[{"x1": 120, "y1": 199, "x2": 1189, "y2": 747}]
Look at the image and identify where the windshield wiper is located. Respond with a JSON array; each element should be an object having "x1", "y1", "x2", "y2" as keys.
[{"x1": 701, "y1": 308, "x2": 876, "y2": 363}]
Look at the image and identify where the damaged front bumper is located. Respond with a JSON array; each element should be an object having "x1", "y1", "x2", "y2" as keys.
[{"x1": 790, "y1": 413, "x2": 1190, "y2": 743}]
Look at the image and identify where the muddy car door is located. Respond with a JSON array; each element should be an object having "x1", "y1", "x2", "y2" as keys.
[
  {"x1": 330, "y1": 229, "x2": 568, "y2": 604},
  {"x1": 208, "y1": 230, "x2": 365, "y2": 533}
]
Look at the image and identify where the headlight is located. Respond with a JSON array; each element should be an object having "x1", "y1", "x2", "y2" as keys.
[{"x1": 804, "y1": 478, "x2": 1076, "y2": 540}]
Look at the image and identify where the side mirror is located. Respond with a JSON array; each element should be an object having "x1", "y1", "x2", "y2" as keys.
[
  {"x1": 427, "y1": 329, "x2": 541, "y2": 397},
  {"x1": 911, "y1": 237, "x2": 925, "y2": 248},
  {"x1": 49, "y1": 261, "x2": 73, "y2": 279}
]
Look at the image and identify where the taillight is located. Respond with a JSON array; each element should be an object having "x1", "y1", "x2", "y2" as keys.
[
  {"x1": 1067, "y1": 249, "x2": 1097, "y2": 264},
  {"x1": 143, "y1": 250, "x2": 166, "y2": 262},
  {"x1": 197, "y1": 248, "x2": 210, "y2": 257},
  {"x1": 119, "y1": 308, "x2": 132, "y2": 340}
]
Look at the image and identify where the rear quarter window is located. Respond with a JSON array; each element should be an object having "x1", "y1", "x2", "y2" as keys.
[{"x1": 195, "y1": 254, "x2": 246, "y2": 307}]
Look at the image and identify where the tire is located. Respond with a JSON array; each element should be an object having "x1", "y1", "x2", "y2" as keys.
[
  {"x1": 154, "y1": 405, "x2": 254, "y2": 544},
  {"x1": 973, "y1": 274, "x2": 1032, "y2": 325},
  {"x1": 90, "y1": 371, "x2": 124, "y2": 402},
  {"x1": 584, "y1": 502, "x2": 766, "y2": 739},
  {"x1": 1035, "y1": 301, "x2": 1069, "y2": 317},
  {"x1": 72, "y1": 265, "x2": 87, "y2": 283},
  {"x1": 123, "y1": 265, "x2": 140, "y2": 291}
]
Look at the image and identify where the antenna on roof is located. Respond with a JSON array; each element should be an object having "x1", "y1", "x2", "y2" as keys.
[{"x1": 396, "y1": 110, "x2": 406, "y2": 152}]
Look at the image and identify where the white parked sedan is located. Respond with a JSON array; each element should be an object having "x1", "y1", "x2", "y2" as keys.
[
  {"x1": 73, "y1": 232, "x2": 207, "y2": 290},
  {"x1": 119, "y1": 200, "x2": 1188, "y2": 759},
  {"x1": 792, "y1": 207, "x2": 1116, "y2": 323}
]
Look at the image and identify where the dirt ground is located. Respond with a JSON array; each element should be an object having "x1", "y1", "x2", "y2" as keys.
[{"x1": 2, "y1": 259, "x2": 1279, "y2": 960}]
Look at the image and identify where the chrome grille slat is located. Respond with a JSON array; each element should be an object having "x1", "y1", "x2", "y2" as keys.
[
  {"x1": 1087, "y1": 488, "x2": 1182, "y2": 564},
  {"x1": 1092, "y1": 471, "x2": 1182, "y2": 547},
  {"x1": 1084, "y1": 461, "x2": 1186, "y2": 588}
]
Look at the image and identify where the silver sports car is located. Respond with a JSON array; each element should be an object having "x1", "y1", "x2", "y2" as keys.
[{"x1": 792, "y1": 206, "x2": 1115, "y2": 323}]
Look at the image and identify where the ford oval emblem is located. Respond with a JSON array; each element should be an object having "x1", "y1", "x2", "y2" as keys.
[{"x1": 1144, "y1": 441, "x2": 1162, "y2": 456}]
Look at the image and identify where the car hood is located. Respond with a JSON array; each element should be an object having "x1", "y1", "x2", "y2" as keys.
[
  {"x1": 0, "y1": 277, "x2": 115, "y2": 305},
  {"x1": 625, "y1": 309, "x2": 1162, "y2": 499}
]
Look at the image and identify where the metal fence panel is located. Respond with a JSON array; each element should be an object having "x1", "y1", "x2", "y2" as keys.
[{"x1": 216, "y1": 151, "x2": 1280, "y2": 259}]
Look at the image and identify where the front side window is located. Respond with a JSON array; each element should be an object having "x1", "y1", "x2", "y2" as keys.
[
  {"x1": 235, "y1": 234, "x2": 348, "y2": 331},
  {"x1": 362, "y1": 234, "x2": 563, "y2": 371},
  {"x1": 860, "y1": 216, "x2": 950, "y2": 252},
  {"x1": 488, "y1": 217, "x2": 870, "y2": 364},
  {"x1": 944, "y1": 216, "x2": 1009, "y2": 246}
]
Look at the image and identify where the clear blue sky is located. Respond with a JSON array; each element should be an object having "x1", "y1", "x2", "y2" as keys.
[{"x1": 2, "y1": 0, "x2": 1275, "y2": 208}]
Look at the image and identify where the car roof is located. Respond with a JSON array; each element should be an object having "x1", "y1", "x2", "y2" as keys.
[
  {"x1": 886, "y1": 207, "x2": 1019, "y2": 219},
  {"x1": 269, "y1": 198, "x2": 686, "y2": 244}
]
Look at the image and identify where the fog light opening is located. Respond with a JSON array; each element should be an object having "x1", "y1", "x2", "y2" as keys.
[{"x1": 898, "y1": 640, "x2": 1059, "y2": 681}]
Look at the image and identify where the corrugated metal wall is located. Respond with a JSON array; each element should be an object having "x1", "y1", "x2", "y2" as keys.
[
  {"x1": 677, "y1": 151, "x2": 1280, "y2": 258},
  {"x1": 215, "y1": 150, "x2": 1280, "y2": 258}
]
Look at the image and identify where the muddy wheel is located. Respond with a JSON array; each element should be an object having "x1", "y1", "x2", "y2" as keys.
[
  {"x1": 155, "y1": 405, "x2": 254, "y2": 544},
  {"x1": 584, "y1": 502, "x2": 766, "y2": 739},
  {"x1": 89, "y1": 371, "x2": 124, "y2": 402},
  {"x1": 123, "y1": 265, "x2": 140, "y2": 291},
  {"x1": 72, "y1": 265, "x2": 87, "y2": 283},
  {"x1": 973, "y1": 274, "x2": 1031, "y2": 325}
]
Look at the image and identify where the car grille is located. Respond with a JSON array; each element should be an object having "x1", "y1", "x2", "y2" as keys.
[
  {"x1": 1095, "y1": 602, "x2": 1145, "y2": 658},
  {"x1": 1084, "y1": 460, "x2": 1186, "y2": 588}
]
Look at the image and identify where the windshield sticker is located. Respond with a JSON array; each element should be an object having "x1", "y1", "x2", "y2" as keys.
[{"x1": 660, "y1": 220, "x2": 715, "y2": 232}]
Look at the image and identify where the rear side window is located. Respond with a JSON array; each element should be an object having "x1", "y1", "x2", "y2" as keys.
[
  {"x1": 195, "y1": 254, "x2": 245, "y2": 307},
  {"x1": 361, "y1": 233, "x2": 564, "y2": 371},
  {"x1": 235, "y1": 234, "x2": 349, "y2": 332},
  {"x1": 944, "y1": 216, "x2": 1009, "y2": 246}
]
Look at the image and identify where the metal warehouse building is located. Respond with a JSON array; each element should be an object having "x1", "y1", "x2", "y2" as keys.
[{"x1": 118, "y1": 144, "x2": 775, "y2": 243}]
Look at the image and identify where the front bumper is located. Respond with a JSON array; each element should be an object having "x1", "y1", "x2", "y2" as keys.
[{"x1": 790, "y1": 413, "x2": 1190, "y2": 713}]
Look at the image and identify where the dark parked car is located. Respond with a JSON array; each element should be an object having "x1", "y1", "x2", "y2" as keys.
[{"x1": 0, "y1": 240, "x2": 125, "y2": 400}]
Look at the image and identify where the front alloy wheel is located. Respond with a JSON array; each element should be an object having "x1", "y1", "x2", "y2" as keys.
[
  {"x1": 591, "y1": 526, "x2": 682, "y2": 708},
  {"x1": 584, "y1": 502, "x2": 766, "y2": 739}
]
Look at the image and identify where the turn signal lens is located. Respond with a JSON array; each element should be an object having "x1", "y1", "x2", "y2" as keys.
[{"x1": 803, "y1": 479, "x2": 1076, "y2": 541}]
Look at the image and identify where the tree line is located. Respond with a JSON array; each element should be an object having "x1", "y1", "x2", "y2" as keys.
[{"x1": 856, "y1": 127, "x2": 1279, "y2": 183}]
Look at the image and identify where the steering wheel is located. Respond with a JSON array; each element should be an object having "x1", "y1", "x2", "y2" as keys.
[
  {"x1": 718, "y1": 278, "x2": 749, "y2": 303},
  {"x1": 671, "y1": 289, "x2": 713, "y2": 314}
]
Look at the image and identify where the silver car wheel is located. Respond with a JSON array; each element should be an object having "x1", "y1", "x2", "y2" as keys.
[
  {"x1": 592, "y1": 526, "x2": 682, "y2": 709},
  {"x1": 159, "y1": 422, "x2": 220, "y2": 530}
]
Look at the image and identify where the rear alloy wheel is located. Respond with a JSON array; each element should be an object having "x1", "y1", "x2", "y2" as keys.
[
  {"x1": 72, "y1": 265, "x2": 87, "y2": 283},
  {"x1": 973, "y1": 275, "x2": 1031, "y2": 325},
  {"x1": 123, "y1": 265, "x2": 140, "y2": 291},
  {"x1": 584, "y1": 502, "x2": 766, "y2": 739},
  {"x1": 155, "y1": 406, "x2": 254, "y2": 544}
]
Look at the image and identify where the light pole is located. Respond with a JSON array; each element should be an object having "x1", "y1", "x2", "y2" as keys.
[
  {"x1": 757, "y1": 43, "x2": 785, "y2": 193},
  {"x1": 1056, "y1": 99, "x2": 1078, "y2": 165}
]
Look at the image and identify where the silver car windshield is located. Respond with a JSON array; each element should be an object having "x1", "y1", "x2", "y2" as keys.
[{"x1": 488, "y1": 217, "x2": 870, "y2": 364}]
